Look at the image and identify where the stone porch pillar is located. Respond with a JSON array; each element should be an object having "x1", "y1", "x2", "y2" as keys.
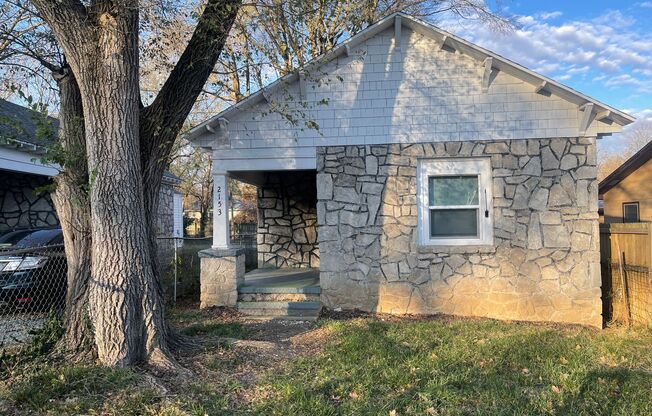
[{"x1": 199, "y1": 247, "x2": 245, "y2": 308}]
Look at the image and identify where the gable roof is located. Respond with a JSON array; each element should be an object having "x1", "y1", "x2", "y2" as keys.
[
  {"x1": 0, "y1": 98, "x2": 58, "y2": 151},
  {"x1": 187, "y1": 12, "x2": 635, "y2": 141},
  {"x1": 599, "y1": 140, "x2": 652, "y2": 194}
]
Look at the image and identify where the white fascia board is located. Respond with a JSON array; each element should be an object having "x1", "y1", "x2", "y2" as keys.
[
  {"x1": 0, "y1": 146, "x2": 59, "y2": 176},
  {"x1": 213, "y1": 157, "x2": 316, "y2": 174}
]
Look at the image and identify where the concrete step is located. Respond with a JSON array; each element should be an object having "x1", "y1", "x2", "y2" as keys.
[
  {"x1": 238, "y1": 285, "x2": 321, "y2": 302},
  {"x1": 243, "y1": 315, "x2": 320, "y2": 322},
  {"x1": 238, "y1": 285, "x2": 321, "y2": 294},
  {"x1": 238, "y1": 292, "x2": 320, "y2": 302},
  {"x1": 236, "y1": 301, "x2": 322, "y2": 319}
]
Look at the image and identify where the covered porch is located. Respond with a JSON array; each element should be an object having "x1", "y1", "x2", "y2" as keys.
[{"x1": 199, "y1": 167, "x2": 322, "y2": 319}]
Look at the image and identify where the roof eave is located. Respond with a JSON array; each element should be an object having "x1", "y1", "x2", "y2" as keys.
[{"x1": 598, "y1": 140, "x2": 652, "y2": 194}]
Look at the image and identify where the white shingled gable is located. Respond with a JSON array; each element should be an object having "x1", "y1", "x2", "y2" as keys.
[{"x1": 188, "y1": 13, "x2": 634, "y2": 173}]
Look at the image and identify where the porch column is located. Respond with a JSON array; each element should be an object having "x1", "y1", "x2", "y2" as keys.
[
  {"x1": 200, "y1": 171, "x2": 244, "y2": 308},
  {"x1": 212, "y1": 172, "x2": 231, "y2": 249}
]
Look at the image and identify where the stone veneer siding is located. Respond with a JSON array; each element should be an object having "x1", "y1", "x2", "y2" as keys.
[
  {"x1": 257, "y1": 171, "x2": 319, "y2": 268},
  {"x1": 156, "y1": 181, "x2": 179, "y2": 272},
  {"x1": 316, "y1": 138, "x2": 602, "y2": 327},
  {"x1": 0, "y1": 171, "x2": 59, "y2": 233}
]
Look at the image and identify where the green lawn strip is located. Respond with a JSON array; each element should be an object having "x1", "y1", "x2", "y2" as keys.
[
  {"x1": 251, "y1": 319, "x2": 652, "y2": 415},
  {"x1": 2, "y1": 316, "x2": 650, "y2": 415}
]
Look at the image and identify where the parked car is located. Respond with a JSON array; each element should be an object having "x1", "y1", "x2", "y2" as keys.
[
  {"x1": 0, "y1": 229, "x2": 37, "y2": 248},
  {"x1": 0, "y1": 228, "x2": 66, "y2": 311}
]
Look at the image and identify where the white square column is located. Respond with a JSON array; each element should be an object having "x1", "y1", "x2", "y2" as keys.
[{"x1": 212, "y1": 173, "x2": 231, "y2": 249}]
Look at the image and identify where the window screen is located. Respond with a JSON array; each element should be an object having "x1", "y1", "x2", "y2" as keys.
[
  {"x1": 623, "y1": 202, "x2": 640, "y2": 223},
  {"x1": 428, "y1": 176, "x2": 479, "y2": 238},
  {"x1": 418, "y1": 158, "x2": 493, "y2": 246}
]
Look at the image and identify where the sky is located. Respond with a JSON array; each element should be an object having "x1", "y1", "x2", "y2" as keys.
[{"x1": 440, "y1": 1, "x2": 652, "y2": 151}]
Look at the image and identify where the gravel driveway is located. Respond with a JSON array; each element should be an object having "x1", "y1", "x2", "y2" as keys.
[{"x1": 0, "y1": 313, "x2": 47, "y2": 348}]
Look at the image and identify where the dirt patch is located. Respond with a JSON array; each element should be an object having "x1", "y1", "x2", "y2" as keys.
[{"x1": 163, "y1": 307, "x2": 334, "y2": 409}]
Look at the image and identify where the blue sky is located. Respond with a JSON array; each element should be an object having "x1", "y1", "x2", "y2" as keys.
[{"x1": 442, "y1": 1, "x2": 652, "y2": 125}]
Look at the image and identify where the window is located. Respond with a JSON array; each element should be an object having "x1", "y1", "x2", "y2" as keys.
[
  {"x1": 418, "y1": 158, "x2": 493, "y2": 246},
  {"x1": 622, "y1": 202, "x2": 640, "y2": 223}
]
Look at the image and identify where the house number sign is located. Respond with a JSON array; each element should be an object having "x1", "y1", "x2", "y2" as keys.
[{"x1": 216, "y1": 185, "x2": 223, "y2": 216}]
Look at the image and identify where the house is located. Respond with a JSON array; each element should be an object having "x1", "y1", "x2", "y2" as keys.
[
  {"x1": 187, "y1": 13, "x2": 634, "y2": 327},
  {"x1": 599, "y1": 140, "x2": 652, "y2": 223},
  {"x1": 0, "y1": 98, "x2": 184, "y2": 254}
]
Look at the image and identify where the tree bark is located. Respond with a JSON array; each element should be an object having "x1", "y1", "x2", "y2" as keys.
[
  {"x1": 51, "y1": 65, "x2": 94, "y2": 358},
  {"x1": 68, "y1": 6, "x2": 162, "y2": 367}
]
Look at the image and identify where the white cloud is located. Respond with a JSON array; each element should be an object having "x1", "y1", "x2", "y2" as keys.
[
  {"x1": 538, "y1": 11, "x2": 562, "y2": 20},
  {"x1": 638, "y1": 2, "x2": 652, "y2": 8},
  {"x1": 629, "y1": 108, "x2": 652, "y2": 121},
  {"x1": 566, "y1": 65, "x2": 590, "y2": 75},
  {"x1": 440, "y1": 9, "x2": 652, "y2": 94}
]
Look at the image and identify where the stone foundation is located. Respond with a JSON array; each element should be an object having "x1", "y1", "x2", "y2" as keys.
[
  {"x1": 257, "y1": 171, "x2": 319, "y2": 268},
  {"x1": 317, "y1": 138, "x2": 602, "y2": 327},
  {"x1": 199, "y1": 248, "x2": 245, "y2": 308}
]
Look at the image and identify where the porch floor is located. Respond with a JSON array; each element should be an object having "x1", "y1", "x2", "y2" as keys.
[{"x1": 241, "y1": 268, "x2": 319, "y2": 289}]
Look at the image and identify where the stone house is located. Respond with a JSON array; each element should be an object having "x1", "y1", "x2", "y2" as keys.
[
  {"x1": 188, "y1": 13, "x2": 634, "y2": 327},
  {"x1": 0, "y1": 99, "x2": 184, "y2": 255},
  {"x1": 599, "y1": 140, "x2": 652, "y2": 223}
]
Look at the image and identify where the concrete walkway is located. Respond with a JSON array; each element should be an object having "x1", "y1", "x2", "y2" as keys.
[{"x1": 242, "y1": 268, "x2": 319, "y2": 289}]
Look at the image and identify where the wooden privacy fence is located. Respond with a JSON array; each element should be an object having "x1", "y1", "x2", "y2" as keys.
[{"x1": 600, "y1": 223, "x2": 652, "y2": 327}]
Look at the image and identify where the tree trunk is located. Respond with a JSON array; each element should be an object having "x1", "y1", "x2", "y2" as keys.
[
  {"x1": 62, "y1": 8, "x2": 169, "y2": 367},
  {"x1": 51, "y1": 66, "x2": 94, "y2": 358},
  {"x1": 31, "y1": 0, "x2": 240, "y2": 368}
]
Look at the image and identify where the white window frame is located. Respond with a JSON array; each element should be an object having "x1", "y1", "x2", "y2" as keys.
[
  {"x1": 622, "y1": 202, "x2": 640, "y2": 223},
  {"x1": 417, "y1": 158, "x2": 493, "y2": 246}
]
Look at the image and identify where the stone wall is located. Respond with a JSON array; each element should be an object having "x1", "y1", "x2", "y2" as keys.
[
  {"x1": 0, "y1": 171, "x2": 58, "y2": 233},
  {"x1": 257, "y1": 171, "x2": 319, "y2": 268},
  {"x1": 156, "y1": 181, "x2": 178, "y2": 272},
  {"x1": 316, "y1": 138, "x2": 602, "y2": 327}
]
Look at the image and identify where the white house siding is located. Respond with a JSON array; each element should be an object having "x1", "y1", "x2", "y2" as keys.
[{"x1": 212, "y1": 26, "x2": 620, "y2": 173}]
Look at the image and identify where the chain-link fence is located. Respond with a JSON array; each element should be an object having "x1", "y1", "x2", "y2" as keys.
[
  {"x1": 0, "y1": 228, "x2": 258, "y2": 352},
  {"x1": 158, "y1": 232, "x2": 257, "y2": 305},
  {"x1": 0, "y1": 242, "x2": 66, "y2": 352}
]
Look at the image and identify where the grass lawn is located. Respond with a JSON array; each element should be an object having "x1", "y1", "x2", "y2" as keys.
[{"x1": 1, "y1": 309, "x2": 651, "y2": 415}]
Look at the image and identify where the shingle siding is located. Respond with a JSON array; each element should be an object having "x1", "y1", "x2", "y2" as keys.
[{"x1": 214, "y1": 26, "x2": 618, "y2": 171}]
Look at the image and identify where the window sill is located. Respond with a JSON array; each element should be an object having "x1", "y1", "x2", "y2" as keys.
[{"x1": 416, "y1": 244, "x2": 496, "y2": 255}]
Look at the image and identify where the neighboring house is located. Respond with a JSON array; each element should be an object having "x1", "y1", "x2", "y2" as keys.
[
  {"x1": 599, "y1": 140, "x2": 652, "y2": 223},
  {"x1": 0, "y1": 99, "x2": 184, "y2": 252},
  {"x1": 0, "y1": 99, "x2": 60, "y2": 232},
  {"x1": 187, "y1": 13, "x2": 634, "y2": 327}
]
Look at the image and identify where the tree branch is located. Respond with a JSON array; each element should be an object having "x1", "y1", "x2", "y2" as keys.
[
  {"x1": 140, "y1": 0, "x2": 240, "y2": 175},
  {"x1": 28, "y1": 0, "x2": 89, "y2": 66}
]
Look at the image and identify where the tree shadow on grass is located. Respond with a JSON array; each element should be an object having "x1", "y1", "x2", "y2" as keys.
[
  {"x1": 554, "y1": 367, "x2": 652, "y2": 415},
  {"x1": 252, "y1": 319, "x2": 652, "y2": 415}
]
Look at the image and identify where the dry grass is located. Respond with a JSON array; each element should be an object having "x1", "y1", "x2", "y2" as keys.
[{"x1": 1, "y1": 307, "x2": 651, "y2": 415}]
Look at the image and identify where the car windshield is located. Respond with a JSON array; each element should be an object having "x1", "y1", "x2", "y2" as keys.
[
  {"x1": 0, "y1": 230, "x2": 34, "y2": 246},
  {"x1": 13, "y1": 229, "x2": 63, "y2": 248}
]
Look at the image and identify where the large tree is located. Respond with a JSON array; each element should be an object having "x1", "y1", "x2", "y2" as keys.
[{"x1": 25, "y1": 0, "x2": 239, "y2": 368}]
